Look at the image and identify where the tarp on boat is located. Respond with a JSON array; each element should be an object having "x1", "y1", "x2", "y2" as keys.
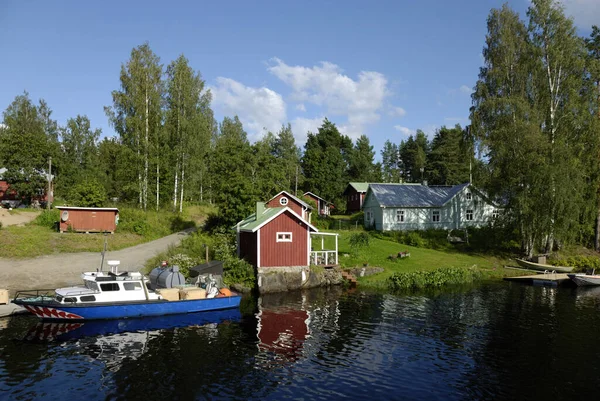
[{"x1": 189, "y1": 261, "x2": 224, "y2": 278}]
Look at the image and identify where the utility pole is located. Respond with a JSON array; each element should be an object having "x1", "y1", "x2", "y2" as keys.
[{"x1": 47, "y1": 156, "x2": 52, "y2": 210}]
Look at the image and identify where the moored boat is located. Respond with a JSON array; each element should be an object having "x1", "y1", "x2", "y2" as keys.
[
  {"x1": 12, "y1": 260, "x2": 241, "y2": 321},
  {"x1": 515, "y1": 258, "x2": 574, "y2": 273},
  {"x1": 568, "y1": 272, "x2": 600, "y2": 287}
]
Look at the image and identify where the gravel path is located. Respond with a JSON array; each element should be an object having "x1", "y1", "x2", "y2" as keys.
[{"x1": 0, "y1": 229, "x2": 193, "y2": 293}]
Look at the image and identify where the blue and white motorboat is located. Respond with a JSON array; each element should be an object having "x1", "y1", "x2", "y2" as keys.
[{"x1": 12, "y1": 260, "x2": 241, "y2": 321}]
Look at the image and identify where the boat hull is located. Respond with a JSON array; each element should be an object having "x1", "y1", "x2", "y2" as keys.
[
  {"x1": 13, "y1": 295, "x2": 242, "y2": 321},
  {"x1": 567, "y1": 274, "x2": 600, "y2": 287},
  {"x1": 515, "y1": 258, "x2": 574, "y2": 273}
]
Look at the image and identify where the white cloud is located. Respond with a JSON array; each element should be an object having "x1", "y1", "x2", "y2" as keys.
[
  {"x1": 268, "y1": 58, "x2": 390, "y2": 139},
  {"x1": 459, "y1": 85, "x2": 472, "y2": 94},
  {"x1": 291, "y1": 116, "x2": 325, "y2": 147},
  {"x1": 562, "y1": 0, "x2": 600, "y2": 29},
  {"x1": 394, "y1": 125, "x2": 415, "y2": 137},
  {"x1": 388, "y1": 106, "x2": 406, "y2": 117},
  {"x1": 210, "y1": 77, "x2": 286, "y2": 140},
  {"x1": 296, "y1": 103, "x2": 306, "y2": 112}
]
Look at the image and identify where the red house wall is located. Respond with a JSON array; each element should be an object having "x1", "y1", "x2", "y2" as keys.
[
  {"x1": 266, "y1": 193, "x2": 304, "y2": 217},
  {"x1": 239, "y1": 231, "x2": 257, "y2": 267},
  {"x1": 346, "y1": 189, "x2": 365, "y2": 213},
  {"x1": 59, "y1": 208, "x2": 118, "y2": 233},
  {"x1": 260, "y1": 211, "x2": 309, "y2": 267}
]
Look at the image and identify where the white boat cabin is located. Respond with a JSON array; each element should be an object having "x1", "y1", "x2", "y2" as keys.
[{"x1": 54, "y1": 261, "x2": 161, "y2": 304}]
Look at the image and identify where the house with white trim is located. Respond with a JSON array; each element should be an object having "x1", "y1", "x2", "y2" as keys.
[{"x1": 362, "y1": 183, "x2": 499, "y2": 231}]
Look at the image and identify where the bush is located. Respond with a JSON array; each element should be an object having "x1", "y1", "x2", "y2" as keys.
[
  {"x1": 32, "y1": 209, "x2": 60, "y2": 229},
  {"x1": 68, "y1": 180, "x2": 107, "y2": 207},
  {"x1": 388, "y1": 266, "x2": 482, "y2": 291},
  {"x1": 167, "y1": 253, "x2": 199, "y2": 278},
  {"x1": 551, "y1": 256, "x2": 600, "y2": 273}
]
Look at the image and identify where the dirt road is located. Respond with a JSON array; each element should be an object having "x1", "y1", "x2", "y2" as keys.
[
  {"x1": 0, "y1": 229, "x2": 193, "y2": 293},
  {"x1": 0, "y1": 209, "x2": 40, "y2": 227}
]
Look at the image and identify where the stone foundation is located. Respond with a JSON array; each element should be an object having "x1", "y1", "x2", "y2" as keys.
[{"x1": 257, "y1": 266, "x2": 343, "y2": 294}]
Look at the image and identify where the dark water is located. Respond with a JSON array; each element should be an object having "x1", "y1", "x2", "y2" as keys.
[{"x1": 2, "y1": 282, "x2": 600, "y2": 400}]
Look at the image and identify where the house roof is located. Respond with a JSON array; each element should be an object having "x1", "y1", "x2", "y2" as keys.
[
  {"x1": 236, "y1": 206, "x2": 318, "y2": 233},
  {"x1": 367, "y1": 183, "x2": 471, "y2": 208},
  {"x1": 344, "y1": 182, "x2": 370, "y2": 194},
  {"x1": 56, "y1": 206, "x2": 119, "y2": 211},
  {"x1": 269, "y1": 191, "x2": 313, "y2": 210},
  {"x1": 303, "y1": 192, "x2": 332, "y2": 205}
]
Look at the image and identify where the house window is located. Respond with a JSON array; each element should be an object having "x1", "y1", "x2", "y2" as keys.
[
  {"x1": 466, "y1": 192, "x2": 472, "y2": 200},
  {"x1": 277, "y1": 232, "x2": 292, "y2": 242},
  {"x1": 432, "y1": 210, "x2": 440, "y2": 222},
  {"x1": 280, "y1": 197, "x2": 288, "y2": 206},
  {"x1": 396, "y1": 210, "x2": 405, "y2": 222},
  {"x1": 366, "y1": 211, "x2": 372, "y2": 221},
  {"x1": 466, "y1": 209, "x2": 474, "y2": 221},
  {"x1": 493, "y1": 209, "x2": 500, "y2": 219}
]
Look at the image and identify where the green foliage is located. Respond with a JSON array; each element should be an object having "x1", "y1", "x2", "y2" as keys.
[
  {"x1": 167, "y1": 253, "x2": 199, "y2": 278},
  {"x1": 212, "y1": 232, "x2": 256, "y2": 288},
  {"x1": 32, "y1": 209, "x2": 60, "y2": 229},
  {"x1": 348, "y1": 232, "x2": 370, "y2": 249},
  {"x1": 388, "y1": 267, "x2": 482, "y2": 291},
  {"x1": 426, "y1": 124, "x2": 471, "y2": 185},
  {"x1": 551, "y1": 256, "x2": 600, "y2": 273},
  {"x1": 116, "y1": 207, "x2": 195, "y2": 239},
  {"x1": 68, "y1": 180, "x2": 107, "y2": 207}
]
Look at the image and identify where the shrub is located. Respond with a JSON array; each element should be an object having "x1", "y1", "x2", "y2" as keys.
[
  {"x1": 388, "y1": 266, "x2": 482, "y2": 291},
  {"x1": 349, "y1": 232, "x2": 370, "y2": 248},
  {"x1": 167, "y1": 253, "x2": 199, "y2": 278},
  {"x1": 68, "y1": 180, "x2": 107, "y2": 207},
  {"x1": 32, "y1": 209, "x2": 60, "y2": 229},
  {"x1": 551, "y1": 256, "x2": 600, "y2": 273}
]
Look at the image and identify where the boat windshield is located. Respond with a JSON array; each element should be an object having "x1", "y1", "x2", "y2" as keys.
[
  {"x1": 55, "y1": 295, "x2": 63, "y2": 303},
  {"x1": 84, "y1": 280, "x2": 99, "y2": 291}
]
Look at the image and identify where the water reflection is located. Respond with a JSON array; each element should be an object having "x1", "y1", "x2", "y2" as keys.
[{"x1": 5, "y1": 284, "x2": 600, "y2": 400}]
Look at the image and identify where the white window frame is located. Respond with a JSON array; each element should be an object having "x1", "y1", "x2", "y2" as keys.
[
  {"x1": 279, "y1": 197, "x2": 288, "y2": 206},
  {"x1": 432, "y1": 210, "x2": 440, "y2": 222},
  {"x1": 466, "y1": 192, "x2": 472, "y2": 200},
  {"x1": 466, "y1": 209, "x2": 474, "y2": 221},
  {"x1": 276, "y1": 232, "x2": 292, "y2": 242},
  {"x1": 493, "y1": 209, "x2": 500, "y2": 219},
  {"x1": 396, "y1": 209, "x2": 405, "y2": 222}
]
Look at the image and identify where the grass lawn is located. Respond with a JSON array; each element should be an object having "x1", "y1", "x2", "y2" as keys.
[
  {"x1": 0, "y1": 204, "x2": 214, "y2": 259},
  {"x1": 327, "y1": 231, "x2": 516, "y2": 287}
]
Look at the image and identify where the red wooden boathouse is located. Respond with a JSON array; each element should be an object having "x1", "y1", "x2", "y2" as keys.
[{"x1": 56, "y1": 206, "x2": 119, "y2": 233}]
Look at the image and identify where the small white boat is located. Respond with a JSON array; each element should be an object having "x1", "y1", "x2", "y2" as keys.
[
  {"x1": 515, "y1": 258, "x2": 574, "y2": 273},
  {"x1": 568, "y1": 271, "x2": 600, "y2": 287}
]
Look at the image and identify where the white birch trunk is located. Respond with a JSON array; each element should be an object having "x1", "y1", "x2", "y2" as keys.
[
  {"x1": 144, "y1": 87, "x2": 149, "y2": 211},
  {"x1": 179, "y1": 154, "x2": 185, "y2": 213}
]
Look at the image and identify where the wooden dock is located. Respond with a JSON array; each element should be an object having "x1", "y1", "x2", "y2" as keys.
[{"x1": 504, "y1": 272, "x2": 573, "y2": 287}]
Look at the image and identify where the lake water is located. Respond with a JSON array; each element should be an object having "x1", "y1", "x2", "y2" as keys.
[{"x1": 2, "y1": 282, "x2": 600, "y2": 400}]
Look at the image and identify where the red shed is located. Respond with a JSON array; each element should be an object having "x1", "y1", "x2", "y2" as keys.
[
  {"x1": 266, "y1": 191, "x2": 313, "y2": 223},
  {"x1": 303, "y1": 191, "x2": 333, "y2": 216},
  {"x1": 343, "y1": 182, "x2": 369, "y2": 213},
  {"x1": 236, "y1": 202, "x2": 317, "y2": 268},
  {"x1": 56, "y1": 206, "x2": 119, "y2": 233}
]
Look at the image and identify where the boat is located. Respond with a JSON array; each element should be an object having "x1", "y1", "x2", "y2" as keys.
[
  {"x1": 12, "y1": 259, "x2": 241, "y2": 321},
  {"x1": 568, "y1": 270, "x2": 600, "y2": 287},
  {"x1": 515, "y1": 258, "x2": 574, "y2": 273}
]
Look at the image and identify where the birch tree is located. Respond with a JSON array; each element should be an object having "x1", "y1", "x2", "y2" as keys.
[
  {"x1": 105, "y1": 42, "x2": 163, "y2": 211},
  {"x1": 165, "y1": 55, "x2": 212, "y2": 212}
]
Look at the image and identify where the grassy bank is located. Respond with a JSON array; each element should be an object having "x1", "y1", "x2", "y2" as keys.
[
  {"x1": 328, "y1": 230, "x2": 518, "y2": 290},
  {"x1": 0, "y1": 204, "x2": 214, "y2": 259}
]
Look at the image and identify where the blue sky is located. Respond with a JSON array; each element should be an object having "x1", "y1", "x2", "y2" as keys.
[{"x1": 1, "y1": 0, "x2": 597, "y2": 159}]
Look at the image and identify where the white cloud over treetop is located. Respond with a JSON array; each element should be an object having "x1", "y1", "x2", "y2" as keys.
[
  {"x1": 268, "y1": 58, "x2": 391, "y2": 139},
  {"x1": 210, "y1": 77, "x2": 286, "y2": 140}
]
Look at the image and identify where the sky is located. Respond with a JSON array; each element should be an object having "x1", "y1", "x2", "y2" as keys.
[{"x1": 0, "y1": 0, "x2": 598, "y2": 160}]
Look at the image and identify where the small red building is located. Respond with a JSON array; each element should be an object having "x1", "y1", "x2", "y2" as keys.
[
  {"x1": 303, "y1": 192, "x2": 333, "y2": 217},
  {"x1": 56, "y1": 206, "x2": 119, "y2": 233},
  {"x1": 236, "y1": 201, "x2": 317, "y2": 268},
  {"x1": 343, "y1": 182, "x2": 369, "y2": 213}
]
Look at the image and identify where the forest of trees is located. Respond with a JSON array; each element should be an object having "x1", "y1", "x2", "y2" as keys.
[{"x1": 0, "y1": 0, "x2": 599, "y2": 257}]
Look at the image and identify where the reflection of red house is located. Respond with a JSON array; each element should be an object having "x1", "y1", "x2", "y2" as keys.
[
  {"x1": 257, "y1": 307, "x2": 310, "y2": 362},
  {"x1": 303, "y1": 192, "x2": 333, "y2": 216}
]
